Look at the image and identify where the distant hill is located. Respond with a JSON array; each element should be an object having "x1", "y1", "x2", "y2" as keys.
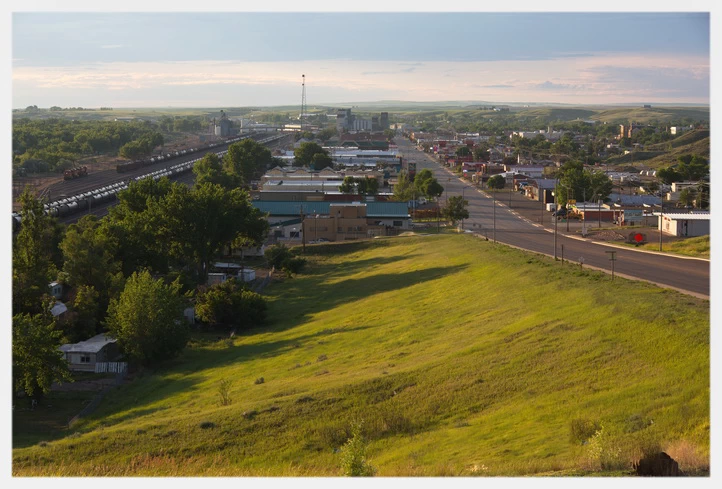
[{"x1": 591, "y1": 107, "x2": 709, "y2": 124}]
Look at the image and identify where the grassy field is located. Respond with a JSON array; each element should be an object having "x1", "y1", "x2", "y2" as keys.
[
  {"x1": 619, "y1": 235, "x2": 710, "y2": 259},
  {"x1": 12, "y1": 235, "x2": 709, "y2": 476}
]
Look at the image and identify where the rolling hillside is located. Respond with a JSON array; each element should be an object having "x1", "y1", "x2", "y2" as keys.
[{"x1": 12, "y1": 235, "x2": 709, "y2": 476}]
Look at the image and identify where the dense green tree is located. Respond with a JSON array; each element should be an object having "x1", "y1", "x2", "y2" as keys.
[
  {"x1": 339, "y1": 176, "x2": 379, "y2": 196},
  {"x1": 657, "y1": 167, "x2": 682, "y2": 185},
  {"x1": 59, "y1": 215, "x2": 124, "y2": 322},
  {"x1": 13, "y1": 303, "x2": 72, "y2": 399},
  {"x1": 392, "y1": 170, "x2": 417, "y2": 202},
  {"x1": 158, "y1": 182, "x2": 268, "y2": 283},
  {"x1": 293, "y1": 142, "x2": 328, "y2": 167},
  {"x1": 556, "y1": 161, "x2": 612, "y2": 206},
  {"x1": 12, "y1": 189, "x2": 60, "y2": 315},
  {"x1": 487, "y1": 174, "x2": 506, "y2": 189},
  {"x1": 106, "y1": 270, "x2": 187, "y2": 366},
  {"x1": 223, "y1": 138, "x2": 273, "y2": 185},
  {"x1": 455, "y1": 146, "x2": 471, "y2": 157},
  {"x1": 65, "y1": 285, "x2": 100, "y2": 343},
  {"x1": 676, "y1": 154, "x2": 709, "y2": 181},
  {"x1": 311, "y1": 152, "x2": 334, "y2": 171},
  {"x1": 442, "y1": 196, "x2": 469, "y2": 226},
  {"x1": 195, "y1": 280, "x2": 267, "y2": 329},
  {"x1": 473, "y1": 143, "x2": 490, "y2": 161},
  {"x1": 193, "y1": 152, "x2": 236, "y2": 188},
  {"x1": 414, "y1": 169, "x2": 444, "y2": 200},
  {"x1": 678, "y1": 188, "x2": 698, "y2": 208}
]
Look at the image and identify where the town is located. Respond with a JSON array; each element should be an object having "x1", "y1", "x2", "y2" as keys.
[{"x1": 10, "y1": 10, "x2": 712, "y2": 480}]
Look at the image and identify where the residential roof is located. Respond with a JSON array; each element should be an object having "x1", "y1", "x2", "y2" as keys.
[
  {"x1": 60, "y1": 334, "x2": 116, "y2": 354},
  {"x1": 50, "y1": 301, "x2": 67, "y2": 317},
  {"x1": 531, "y1": 179, "x2": 557, "y2": 189},
  {"x1": 608, "y1": 193, "x2": 661, "y2": 206},
  {"x1": 254, "y1": 201, "x2": 410, "y2": 218}
]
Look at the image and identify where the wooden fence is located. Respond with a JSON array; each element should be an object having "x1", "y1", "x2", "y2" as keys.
[{"x1": 94, "y1": 362, "x2": 128, "y2": 374}]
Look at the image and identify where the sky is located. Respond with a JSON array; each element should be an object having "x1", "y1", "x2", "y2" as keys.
[{"x1": 10, "y1": 10, "x2": 712, "y2": 108}]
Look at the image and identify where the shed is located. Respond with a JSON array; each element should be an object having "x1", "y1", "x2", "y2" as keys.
[
  {"x1": 238, "y1": 268, "x2": 256, "y2": 282},
  {"x1": 59, "y1": 334, "x2": 119, "y2": 372},
  {"x1": 659, "y1": 213, "x2": 710, "y2": 237}
]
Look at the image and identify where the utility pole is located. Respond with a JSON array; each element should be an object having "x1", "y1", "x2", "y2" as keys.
[
  {"x1": 493, "y1": 190, "x2": 496, "y2": 243},
  {"x1": 659, "y1": 203, "x2": 664, "y2": 251},
  {"x1": 300, "y1": 206, "x2": 306, "y2": 252},
  {"x1": 553, "y1": 179, "x2": 558, "y2": 260}
]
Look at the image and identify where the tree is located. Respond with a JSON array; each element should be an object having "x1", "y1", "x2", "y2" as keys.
[
  {"x1": 455, "y1": 146, "x2": 471, "y2": 157},
  {"x1": 223, "y1": 138, "x2": 273, "y2": 185},
  {"x1": 65, "y1": 285, "x2": 100, "y2": 343},
  {"x1": 676, "y1": 154, "x2": 709, "y2": 181},
  {"x1": 392, "y1": 170, "x2": 417, "y2": 202},
  {"x1": 473, "y1": 143, "x2": 490, "y2": 161},
  {"x1": 13, "y1": 302, "x2": 72, "y2": 399},
  {"x1": 678, "y1": 188, "x2": 698, "y2": 208},
  {"x1": 340, "y1": 176, "x2": 379, "y2": 196},
  {"x1": 106, "y1": 270, "x2": 187, "y2": 366},
  {"x1": 414, "y1": 168, "x2": 444, "y2": 200},
  {"x1": 293, "y1": 142, "x2": 328, "y2": 167},
  {"x1": 487, "y1": 174, "x2": 505, "y2": 189},
  {"x1": 311, "y1": 152, "x2": 334, "y2": 171},
  {"x1": 195, "y1": 280, "x2": 267, "y2": 329},
  {"x1": 194, "y1": 152, "x2": 235, "y2": 188},
  {"x1": 442, "y1": 196, "x2": 469, "y2": 226},
  {"x1": 556, "y1": 160, "x2": 612, "y2": 206},
  {"x1": 158, "y1": 182, "x2": 268, "y2": 283},
  {"x1": 13, "y1": 188, "x2": 60, "y2": 315},
  {"x1": 657, "y1": 167, "x2": 682, "y2": 185},
  {"x1": 60, "y1": 215, "x2": 121, "y2": 292}
]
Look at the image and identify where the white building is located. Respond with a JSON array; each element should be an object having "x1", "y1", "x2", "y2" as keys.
[{"x1": 658, "y1": 212, "x2": 710, "y2": 237}]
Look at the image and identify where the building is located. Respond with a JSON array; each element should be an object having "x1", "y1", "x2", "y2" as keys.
[
  {"x1": 214, "y1": 111, "x2": 233, "y2": 137},
  {"x1": 253, "y1": 201, "x2": 411, "y2": 241},
  {"x1": 670, "y1": 125, "x2": 693, "y2": 135},
  {"x1": 659, "y1": 212, "x2": 710, "y2": 237},
  {"x1": 59, "y1": 334, "x2": 120, "y2": 372}
]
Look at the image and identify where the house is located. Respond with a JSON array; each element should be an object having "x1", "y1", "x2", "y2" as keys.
[
  {"x1": 207, "y1": 273, "x2": 229, "y2": 286},
  {"x1": 48, "y1": 282, "x2": 63, "y2": 299},
  {"x1": 59, "y1": 334, "x2": 120, "y2": 372},
  {"x1": 526, "y1": 179, "x2": 557, "y2": 203},
  {"x1": 659, "y1": 212, "x2": 710, "y2": 237}
]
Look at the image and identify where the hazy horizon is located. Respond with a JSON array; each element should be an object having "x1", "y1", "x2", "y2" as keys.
[{"x1": 12, "y1": 12, "x2": 709, "y2": 109}]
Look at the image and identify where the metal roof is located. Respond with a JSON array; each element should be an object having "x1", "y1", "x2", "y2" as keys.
[
  {"x1": 253, "y1": 201, "x2": 409, "y2": 218},
  {"x1": 60, "y1": 334, "x2": 117, "y2": 354},
  {"x1": 660, "y1": 213, "x2": 711, "y2": 221}
]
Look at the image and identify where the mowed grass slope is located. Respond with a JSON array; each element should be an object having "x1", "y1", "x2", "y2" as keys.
[{"x1": 12, "y1": 235, "x2": 709, "y2": 476}]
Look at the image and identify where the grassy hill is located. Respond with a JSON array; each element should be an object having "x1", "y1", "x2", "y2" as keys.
[
  {"x1": 591, "y1": 107, "x2": 709, "y2": 124},
  {"x1": 12, "y1": 235, "x2": 709, "y2": 476},
  {"x1": 603, "y1": 129, "x2": 710, "y2": 168}
]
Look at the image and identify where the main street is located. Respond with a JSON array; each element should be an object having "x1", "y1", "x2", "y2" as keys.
[{"x1": 395, "y1": 137, "x2": 710, "y2": 298}]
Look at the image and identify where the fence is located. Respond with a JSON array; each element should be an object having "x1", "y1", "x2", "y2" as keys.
[
  {"x1": 68, "y1": 367, "x2": 127, "y2": 427},
  {"x1": 253, "y1": 267, "x2": 274, "y2": 294},
  {"x1": 94, "y1": 362, "x2": 128, "y2": 374}
]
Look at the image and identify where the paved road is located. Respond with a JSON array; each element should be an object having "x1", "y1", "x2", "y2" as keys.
[{"x1": 395, "y1": 137, "x2": 710, "y2": 298}]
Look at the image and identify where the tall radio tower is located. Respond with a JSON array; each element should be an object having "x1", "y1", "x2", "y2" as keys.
[{"x1": 301, "y1": 74, "x2": 307, "y2": 132}]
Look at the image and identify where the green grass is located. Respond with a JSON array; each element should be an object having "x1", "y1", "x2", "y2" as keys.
[
  {"x1": 619, "y1": 235, "x2": 709, "y2": 259},
  {"x1": 12, "y1": 236, "x2": 709, "y2": 476}
]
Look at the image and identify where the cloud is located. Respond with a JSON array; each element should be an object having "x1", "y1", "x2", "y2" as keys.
[
  {"x1": 534, "y1": 81, "x2": 583, "y2": 90},
  {"x1": 101, "y1": 44, "x2": 124, "y2": 49},
  {"x1": 480, "y1": 84, "x2": 515, "y2": 89}
]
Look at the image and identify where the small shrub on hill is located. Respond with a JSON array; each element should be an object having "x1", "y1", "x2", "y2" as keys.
[
  {"x1": 340, "y1": 422, "x2": 376, "y2": 477},
  {"x1": 570, "y1": 418, "x2": 601, "y2": 444}
]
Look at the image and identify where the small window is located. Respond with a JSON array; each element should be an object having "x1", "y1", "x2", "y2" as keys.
[
  {"x1": 393, "y1": 221, "x2": 402, "y2": 227},
  {"x1": 80, "y1": 355, "x2": 91, "y2": 363}
]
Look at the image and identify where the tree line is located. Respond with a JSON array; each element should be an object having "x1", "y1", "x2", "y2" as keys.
[
  {"x1": 12, "y1": 139, "x2": 284, "y2": 400},
  {"x1": 13, "y1": 118, "x2": 164, "y2": 174}
]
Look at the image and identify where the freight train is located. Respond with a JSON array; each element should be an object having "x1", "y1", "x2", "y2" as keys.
[
  {"x1": 115, "y1": 134, "x2": 252, "y2": 173},
  {"x1": 63, "y1": 166, "x2": 88, "y2": 180},
  {"x1": 14, "y1": 133, "x2": 287, "y2": 224}
]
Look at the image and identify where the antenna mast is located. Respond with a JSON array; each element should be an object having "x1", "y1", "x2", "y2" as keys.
[{"x1": 301, "y1": 74, "x2": 307, "y2": 132}]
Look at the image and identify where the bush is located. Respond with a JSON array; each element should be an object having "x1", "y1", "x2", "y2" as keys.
[
  {"x1": 340, "y1": 422, "x2": 376, "y2": 476},
  {"x1": 282, "y1": 256, "x2": 306, "y2": 277},
  {"x1": 218, "y1": 379, "x2": 232, "y2": 406},
  {"x1": 570, "y1": 417, "x2": 601, "y2": 444},
  {"x1": 195, "y1": 280, "x2": 267, "y2": 329}
]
